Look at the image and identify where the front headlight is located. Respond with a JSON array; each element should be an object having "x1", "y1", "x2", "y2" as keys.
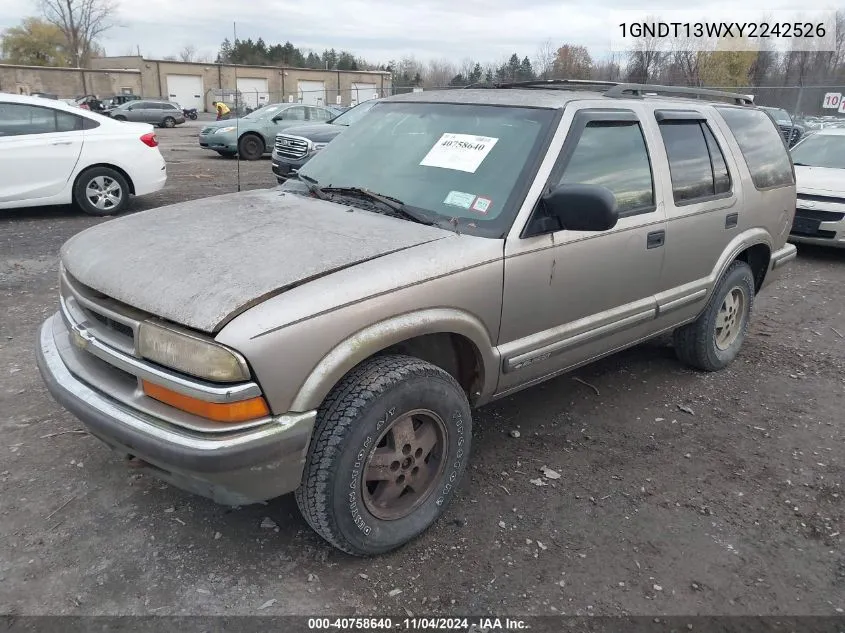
[
  {"x1": 137, "y1": 320, "x2": 250, "y2": 382},
  {"x1": 215, "y1": 126, "x2": 236, "y2": 134}
]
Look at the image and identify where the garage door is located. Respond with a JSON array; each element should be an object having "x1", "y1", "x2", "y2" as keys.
[
  {"x1": 351, "y1": 83, "x2": 378, "y2": 104},
  {"x1": 166, "y1": 74, "x2": 203, "y2": 110},
  {"x1": 298, "y1": 80, "x2": 325, "y2": 106},
  {"x1": 236, "y1": 77, "x2": 269, "y2": 110}
]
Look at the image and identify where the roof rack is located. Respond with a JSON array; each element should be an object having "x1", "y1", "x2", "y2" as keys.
[
  {"x1": 604, "y1": 83, "x2": 754, "y2": 105},
  {"x1": 495, "y1": 79, "x2": 621, "y2": 91},
  {"x1": 490, "y1": 79, "x2": 753, "y2": 105}
]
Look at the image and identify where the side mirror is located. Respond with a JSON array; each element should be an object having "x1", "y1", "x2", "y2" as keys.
[{"x1": 530, "y1": 184, "x2": 619, "y2": 235}]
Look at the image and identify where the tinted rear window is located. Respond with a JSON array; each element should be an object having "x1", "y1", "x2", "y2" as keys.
[{"x1": 716, "y1": 107, "x2": 794, "y2": 189}]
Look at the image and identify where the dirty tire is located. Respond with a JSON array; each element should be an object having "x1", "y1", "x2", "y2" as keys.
[
  {"x1": 73, "y1": 166, "x2": 129, "y2": 217},
  {"x1": 295, "y1": 354, "x2": 472, "y2": 556},
  {"x1": 237, "y1": 134, "x2": 264, "y2": 160},
  {"x1": 161, "y1": 116, "x2": 176, "y2": 128},
  {"x1": 673, "y1": 260, "x2": 755, "y2": 371}
]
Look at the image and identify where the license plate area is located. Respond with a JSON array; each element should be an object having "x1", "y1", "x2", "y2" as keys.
[{"x1": 791, "y1": 217, "x2": 822, "y2": 235}]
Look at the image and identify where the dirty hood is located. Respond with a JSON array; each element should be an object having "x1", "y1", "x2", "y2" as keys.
[{"x1": 60, "y1": 189, "x2": 449, "y2": 333}]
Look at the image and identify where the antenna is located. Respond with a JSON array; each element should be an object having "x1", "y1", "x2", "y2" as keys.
[{"x1": 233, "y1": 21, "x2": 241, "y2": 192}]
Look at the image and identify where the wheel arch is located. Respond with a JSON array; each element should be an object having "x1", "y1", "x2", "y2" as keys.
[
  {"x1": 73, "y1": 163, "x2": 136, "y2": 195},
  {"x1": 289, "y1": 309, "x2": 499, "y2": 412}
]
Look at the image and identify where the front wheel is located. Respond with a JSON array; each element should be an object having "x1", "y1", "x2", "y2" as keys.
[
  {"x1": 296, "y1": 355, "x2": 472, "y2": 556},
  {"x1": 238, "y1": 134, "x2": 264, "y2": 160},
  {"x1": 161, "y1": 116, "x2": 176, "y2": 128},
  {"x1": 673, "y1": 260, "x2": 755, "y2": 371}
]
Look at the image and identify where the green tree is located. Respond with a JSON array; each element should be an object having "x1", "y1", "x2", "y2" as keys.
[
  {"x1": 1, "y1": 17, "x2": 69, "y2": 66},
  {"x1": 519, "y1": 56, "x2": 534, "y2": 80},
  {"x1": 507, "y1": 54, "x2": 520, "y2": 81}
]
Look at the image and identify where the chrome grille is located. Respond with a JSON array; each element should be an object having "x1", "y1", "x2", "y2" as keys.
[{"x1": 274, "y1": 135, "x2": 309, "y2": 160}]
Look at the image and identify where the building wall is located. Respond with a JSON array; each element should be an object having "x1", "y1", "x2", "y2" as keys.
[
  {"x1": 0, "y1": 64, "x2": 142, "y2": 98},
  {"x1": 90, "y1": 57, "x2": 392, "y2": 111}
]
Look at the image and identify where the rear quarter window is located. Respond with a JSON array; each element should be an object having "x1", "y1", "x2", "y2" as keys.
[{"x1": 716, "y1": 107, "x2": 794, "y2": 190}]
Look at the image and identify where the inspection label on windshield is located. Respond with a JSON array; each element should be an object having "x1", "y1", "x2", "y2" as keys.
[{"x1": 420, "y1": 133, "x2": 499, "y2": 173}]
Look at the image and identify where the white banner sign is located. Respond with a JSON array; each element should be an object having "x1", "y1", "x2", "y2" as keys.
[{"x1": 823, "y1": 92, "x2": 842, "y2": 109}]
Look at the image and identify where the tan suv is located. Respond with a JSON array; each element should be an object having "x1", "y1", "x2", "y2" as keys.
[{"x1": 36, "y1": 81, "x2": 798, "y2": 556}]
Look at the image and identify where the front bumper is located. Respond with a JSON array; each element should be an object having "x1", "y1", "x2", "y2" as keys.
[
  {"x1": 36, "y1": 313, "x2": 316, "y2": 506},
  {"x1": 789, "y1": 212, "x2": 845, "y2": 248},
  {"x1": 271, "y1": 152, "x2": 312, "y2": 180},
  {"x1": 198, "y1": 133, "x2": 237, "y2": 153}
]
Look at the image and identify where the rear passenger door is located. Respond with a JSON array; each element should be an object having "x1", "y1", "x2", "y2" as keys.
[
  {"x1": 498, "y1": 106, "x2": 667, "y2": 393},
  {"x1": 649, "y1": 110, "x2": 739, "y2": 326}
]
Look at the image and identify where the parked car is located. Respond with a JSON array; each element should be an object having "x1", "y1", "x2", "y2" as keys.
[
  {"x1": 0, "y1": 93, "x2": 166, "y2": 215},
  {"x1": 271, "y1": 99, "x2": 380, "y2": 182},
  {"x1": 108, "y1": 99, "x2": 186, "y2": 128},
  {"x1": 759, "y1": 106, "x2": 805, "y2": 147},
  {"x1": 73, "y1": 95, "x2": 107, "y2": 113},
  {"x1": 788, "y1": 128, "x2": 845, "y2": 248},
  {"x1": 103, "y1": 94, "x2": 142, "y2": 109},
  {"x1": 36, "y1": 82, "x2": 796, "y2": 556},
  {"x1": 198, "y1": 102, "x2": 336, "y2": 160}
]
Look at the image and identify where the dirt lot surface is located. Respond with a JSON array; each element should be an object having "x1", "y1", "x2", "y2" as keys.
[{"x1": 1, "y1": 124, "x2": 843, "y2": 618}]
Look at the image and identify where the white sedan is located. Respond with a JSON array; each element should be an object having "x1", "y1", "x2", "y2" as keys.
[
  {"x1": 789, "y1": 128, "x2": 845, "y2": 248},
  {"x1": 0, "y1": 93, "x2": 167, "y2": 216}
]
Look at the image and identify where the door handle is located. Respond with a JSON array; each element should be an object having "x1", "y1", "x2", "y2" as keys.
[
  {"x1": 51, "y1": 141, "x2": 73, "y2": 145},
  {"x1": 647, "y1": 230, "x2": 665, "y2": 249}
]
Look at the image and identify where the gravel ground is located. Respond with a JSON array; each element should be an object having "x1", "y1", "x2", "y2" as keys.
[{"x1": 0, "y1": 124, "x2": 843, "y2": 618}]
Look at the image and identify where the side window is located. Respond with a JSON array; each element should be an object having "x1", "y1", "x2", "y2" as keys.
[
  {"x1": 702, "y1": 124, "x2": 731, "y2": 194},
  {"x1": 312, "y1": 107, "x2": 331, "y2": 121},
  {"x1": 658, "y1": 121, "x2": 713, "y2": 203},
  {"x1": 0, "y1": 103, "x2": 57, "y2": 136},
  {"x1": 56, "y1": 110, "x2": 84, "y2": 132},
  {"x1": 716, "y1": 107, "x2": 794, "y2": 189},
  {"x1": 558, "y1": 120, "x2": 655, "y2": 216},
  {"x1": 281, "y1": 106, "x2": 307, "y2": 121}
]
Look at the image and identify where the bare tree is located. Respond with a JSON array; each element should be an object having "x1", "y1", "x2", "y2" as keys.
[
  {"x1": 178, "y1": 44, "x2": 196, "y2": 62},
  {"x1": 534, "y1": 38, "x2": 556, "y2": 79},
  {"x1": 425, "y1": 59, "x2": 457, "y2": 87},
  {"x1": 39, "y1": 0, "x2": 118, "y2": 67}
]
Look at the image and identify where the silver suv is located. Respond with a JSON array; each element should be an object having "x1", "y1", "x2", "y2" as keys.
[{"x1": 36, "y1": 81, "x2": 797, "y2": 556}]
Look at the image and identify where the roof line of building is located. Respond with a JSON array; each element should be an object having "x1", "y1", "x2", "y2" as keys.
[
  {"x1": 129, "y1": 56, "x2": 391, "y2": 75},
  {"x1": 0, "y1": 63, "x2": 141, "y2": 74}
]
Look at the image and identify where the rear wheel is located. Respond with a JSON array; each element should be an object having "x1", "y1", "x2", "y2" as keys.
[
  {"x1": 238, "y1": 134, "x2": 264, "y2": 160},
  {"x1": 73, "y1": 167, "x2": 130, "y2": 216},
  {"x1": 296, "y1": 355, "x2": 472, "y2": 556},
  {"x1": 673, "y1": 260, "x2": 755, "y2": 371}
]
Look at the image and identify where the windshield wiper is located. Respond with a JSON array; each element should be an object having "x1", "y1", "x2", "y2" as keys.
[
  {"x1": 296, "y1": 172, "x2": 327, "y2": 199},
  {"x1": 322, "y1": 187, "x2": 434, "y2": 225}
]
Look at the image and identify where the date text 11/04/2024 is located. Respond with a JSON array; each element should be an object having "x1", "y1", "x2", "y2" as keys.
[{"x1": 307, "y1": 617, "x2": 529, "y2": 631}]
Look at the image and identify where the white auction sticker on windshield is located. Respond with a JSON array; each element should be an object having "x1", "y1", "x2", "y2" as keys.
[
  {"x1": 420, "y1": 133, "x2": 499, "y2": 173},
  {"x1": 444, "y1": 191, "x2": 476, "y2": 209}
]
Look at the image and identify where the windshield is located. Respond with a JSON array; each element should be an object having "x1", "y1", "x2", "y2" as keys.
[
  {"x1": 763, "y1": 108, "x2": 791, "y2": 125},
  {"x1": 296, "y1": 101, "x2": 556, "y2": 237},
  {"x1": 791, "y1": 134, "x2": 845, "y2": 169},
  {"x1": 331, "y1": 100, "x2": 378, "y2": 126}
]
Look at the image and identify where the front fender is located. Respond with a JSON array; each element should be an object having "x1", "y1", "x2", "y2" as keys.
[{"x1": 289, "y1": 308, "x2": 499, "y2": 412}]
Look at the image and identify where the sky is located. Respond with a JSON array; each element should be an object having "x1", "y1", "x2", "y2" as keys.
[{"x1": 0, "y1": 0, "x2": 840, "y2": 66}]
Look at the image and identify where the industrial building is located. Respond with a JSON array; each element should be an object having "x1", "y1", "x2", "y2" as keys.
[{"x1": 1, "y1": 56, "x2": 392, "y2": 111}]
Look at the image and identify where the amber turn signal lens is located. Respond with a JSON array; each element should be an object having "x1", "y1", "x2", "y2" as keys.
[{"x1": 142, "y1": 380, "x2": 270, "y2": 423}]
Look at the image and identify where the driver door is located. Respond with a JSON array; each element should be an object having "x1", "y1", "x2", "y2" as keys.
[{"x1": 497, "y1": 105, "x2": 667, "y2": 394}]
